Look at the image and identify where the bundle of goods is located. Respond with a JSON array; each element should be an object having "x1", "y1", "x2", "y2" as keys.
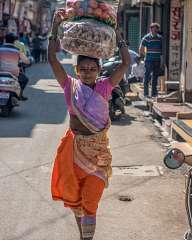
[
  {"x1": 58, "y1": 0, "x2": 119, "y2": 59},
  {"x1": 59, "y1": 19, "x2": 116, "y2": 59}
]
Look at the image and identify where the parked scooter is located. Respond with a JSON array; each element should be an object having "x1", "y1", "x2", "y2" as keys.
[
  {"x1": 164, "y1": 147, "x2": 192, "y2": 240},
  {"x1": 0, "y1": 72, "x2": 21, "y2": 117},
  {"x1": 109, "y1": 85, "x2": 125, "y2": 120},
  {"x1": 101, "y1": 57, "x2": 129, "y2": 120}
]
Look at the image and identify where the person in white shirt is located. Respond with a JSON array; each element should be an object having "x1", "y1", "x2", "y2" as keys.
[
  {"x1": 131, "y1": 56, "x2": 145, "y2": 82},
  {"x1": 127, "y1": 56, "x2": 145, "y2": 92}
]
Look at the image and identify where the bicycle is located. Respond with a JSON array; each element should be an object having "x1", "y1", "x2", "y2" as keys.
[{"x1": 164, "y1": 146, "x2": 192, "y2": 240}]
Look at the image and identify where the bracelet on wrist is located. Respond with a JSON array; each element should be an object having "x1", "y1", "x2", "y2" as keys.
[
  {"x1": 49, "y1": 33, "x2": 58, "y2": 41},
  {"x1": 118, "y1": 40, "x2": 127, "y2": 49}
]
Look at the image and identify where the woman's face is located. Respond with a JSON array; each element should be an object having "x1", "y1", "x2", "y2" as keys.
[{"x1": 76, "y1": 60, "x2": 100, "y2": 86}]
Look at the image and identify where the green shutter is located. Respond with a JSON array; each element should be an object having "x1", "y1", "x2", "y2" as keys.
[{"x1": 128, "y1": 16, "x2": 140, "y2": 52}]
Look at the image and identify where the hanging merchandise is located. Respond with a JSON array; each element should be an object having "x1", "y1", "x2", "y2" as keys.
[
  {"x1": 58, "y1": 0, "x2": 119, "y2": 59},
  {"x1": 20, "y1": 18, "x2": 31, "y2": 34},
  {"x1": 8, "y1": 18, "x2": 18, "y2": 34},
  {"x1": 3, "y1": 0, "x2": 10, "y2": 14}
]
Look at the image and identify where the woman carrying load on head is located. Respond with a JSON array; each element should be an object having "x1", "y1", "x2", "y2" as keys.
[{"x1": 48, "y1": 9, "x2": 130, "y2": 240}]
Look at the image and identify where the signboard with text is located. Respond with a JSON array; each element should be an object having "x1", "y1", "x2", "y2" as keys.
[
  {"x1": 169, "y1": 0, "x2": 182, "y2": 82},
  {"x1": 0, "y1": 1, "x2": 3, "y2": 21}
]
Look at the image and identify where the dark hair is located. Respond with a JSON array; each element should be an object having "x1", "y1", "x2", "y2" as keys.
[
  {"x1": 19, "y1": 32, "x2": 24, "y2": 38},
  {"x1": 77, "y1": 55, "x2": 100, "y2": 67},
  {"x1": 135, "y1": 55, "x2": 142, "y2": 61},
  {"x1": 150, "y1": 22, "x2": 160, "y2": 29},
  {"x1": 5, "y1": 33, "x2": 16, "y2": 43}
]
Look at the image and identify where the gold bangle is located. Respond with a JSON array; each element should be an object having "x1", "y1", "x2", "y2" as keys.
[
  {"x1": 49, "y1": 34, "x2": 58, "y2": 41},
  {"x1": 118, "y1": 40, "x2": 127, "y2": 49}
]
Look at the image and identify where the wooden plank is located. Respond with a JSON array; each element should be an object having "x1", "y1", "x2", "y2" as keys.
[
  {"x1": 177, "y1": 112, "x2": 192, "y2": 119},
  {"x1": 183, "y1": 120, "x2": 192, "y2": 126},
  {"x1": 153, "y1": 104, "x2": 163, "y2": 117},
  {"x1": 156, "y1": 97, "x2": 179, "y2": 103},
  {"x1": 153, "y1": 103, "x2": 192, "y2": 119},
  {"x1": 172, "y1": 121, "x2": 192, "y2": 143},
  {"x1": 174, "y1": 120, "x2": 192, "y2": 137}
]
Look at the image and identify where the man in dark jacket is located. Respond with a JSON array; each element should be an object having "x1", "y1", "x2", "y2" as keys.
[{"x1": 32, "y1": 33, "x2": 41, "y2": 63}]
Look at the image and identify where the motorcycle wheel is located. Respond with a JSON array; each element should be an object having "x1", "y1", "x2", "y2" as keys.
[
  {"x1": 1, "y1": 106, "x2": 11, "y2": 117},
  {"x1": 120, "y1": 105, "x2": 125, "y2": 114},
  {"x1": 109, "y1": 102, "x2": 116, "y2": 121},
  {"x1": 184, "y1": 231, "x2": 192, "y2": 240},
  {"x1": 125, "y1": 97, "x2": 131, "y2": 106}
]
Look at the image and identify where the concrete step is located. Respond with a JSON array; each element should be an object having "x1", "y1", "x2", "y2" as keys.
[{"x1": 152, "y1": 103, "x2": 192, "y2": 119}]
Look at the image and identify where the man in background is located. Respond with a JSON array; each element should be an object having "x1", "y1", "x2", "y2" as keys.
[
  {"x1": 40, "y1": 33, "x2": 48, "y2": 63},
  {"x1": 0, "y1": 27, "x2": 5, "y2": 46},
  {"x1": 139, "y1": 23, "x2": 163, "y2": 98},
  {"x1": 32, "y1": 33, "x2": 41, "y2": 63}
]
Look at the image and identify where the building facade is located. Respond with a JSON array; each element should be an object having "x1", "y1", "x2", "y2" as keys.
[
  {"x1": 130, "y1": 0, "x2": 192, "y2": 103},
  {"x1": 0, "y1": 0, "x2": 57, "y2": 34},
  {"x1": 181, "y1": 0, "x2": 192, "y2": 102}
]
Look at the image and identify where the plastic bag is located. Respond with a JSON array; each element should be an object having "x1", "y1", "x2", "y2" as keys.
[
  {"x1": 65, "y1": 0, "x2": 119, "y2": 28},
  {"x1": 59, "y1": 19, "x2": 116, "y2": 59}
]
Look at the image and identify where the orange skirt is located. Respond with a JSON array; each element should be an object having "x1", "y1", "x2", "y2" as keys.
[{"x1": 51, "y1": 130, "x2": 105, "y2": 216}]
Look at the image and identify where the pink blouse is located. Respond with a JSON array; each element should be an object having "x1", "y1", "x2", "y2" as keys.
[{"x1": 62, "y1": 75, "x2": 113, "y2": 115}]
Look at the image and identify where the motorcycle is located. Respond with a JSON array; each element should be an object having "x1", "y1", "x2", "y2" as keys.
[
  {"x1": 164, "y1": 145, "x2": 192, "y2": 240},
  {"x1": 101, "y1": 57, "x2": 129, "y2": 120},
  {"x1": 109, "y1": 85, "x2": 126, "y2": 120},
  {"x1": 0, "y1": 72, "x2": 21, "y2": 117}
]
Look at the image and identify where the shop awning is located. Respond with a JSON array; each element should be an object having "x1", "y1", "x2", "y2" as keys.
[
  {"x1": 131, "y1": 0, "x2": 154, "y2": 5},
  {"x1": 131, "y1": 0, "x2": 167, "y2": 5}
]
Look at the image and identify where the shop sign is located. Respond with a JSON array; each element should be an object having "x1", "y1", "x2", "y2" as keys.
[
  {"x1": 0, "y1": 1, "x2": 3, "y2": 21},
  {"x1": 169, "y1": 0, "x2": 182, "y2": 82}
]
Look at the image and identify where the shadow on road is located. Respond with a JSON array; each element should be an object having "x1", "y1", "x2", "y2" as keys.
[
  {"x1": 6, "y1": 212, "x2": 71, "y2": 240},
  {"x1": 0, "y1": 62, "x2": 75, "y2": 138},
  {"x1": 111, "y1": 113, "x2": 137, "y2": 126}
]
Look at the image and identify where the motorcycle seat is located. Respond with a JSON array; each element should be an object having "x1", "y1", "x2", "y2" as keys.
[{"x1": 0, "y1": 72, "x2": 18, "y2": 80}]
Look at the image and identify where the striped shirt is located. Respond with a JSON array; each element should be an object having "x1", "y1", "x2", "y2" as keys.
[
  {"x1": 0, "y1": 43, "x2": 20, "y2": 77},
  {"x1": 141, "y1": 33, "x2": 162, "y2": 61}
]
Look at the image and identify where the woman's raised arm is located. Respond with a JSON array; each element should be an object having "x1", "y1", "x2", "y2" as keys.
[
  {"x1": 48, "y1": 9, "x2": 68, "y2": 87},
  {"x1": 110, "y1": 29, "x2": 130, "y2": 87}
]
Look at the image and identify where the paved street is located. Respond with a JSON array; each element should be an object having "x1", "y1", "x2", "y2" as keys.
[{"x1": 0, "y1": 58, "x2": 187, "y2": 240}]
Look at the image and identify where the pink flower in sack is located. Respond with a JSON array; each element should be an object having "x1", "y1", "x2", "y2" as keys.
[
  {"x1": 77, "y1": 8, "x2": 84, "y2": 16},
  {"x1": 87, "y1": 7, "x2": 93, "y2": 15},
  {"x1": 66, "y1": 8, "x2": 76, "y2": 18},
  {"x1": 101, "y1": 12, "x2": 110, "y2": 20},
  {"x1": 73, "y1": 0, "x2": 82, "y2": 9},
  {"x1": 99, "y1": 2, "x2": 109, "y2": 11},
  {"x1": 94, "y1": 8, "x2": 102, "y2": 17},
  {"x1": 66, "y1": 0, "x2": 74, "y2": 8},
  {"x1": 88, "y1": 0, "x2": 98, "y2": 9}
]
